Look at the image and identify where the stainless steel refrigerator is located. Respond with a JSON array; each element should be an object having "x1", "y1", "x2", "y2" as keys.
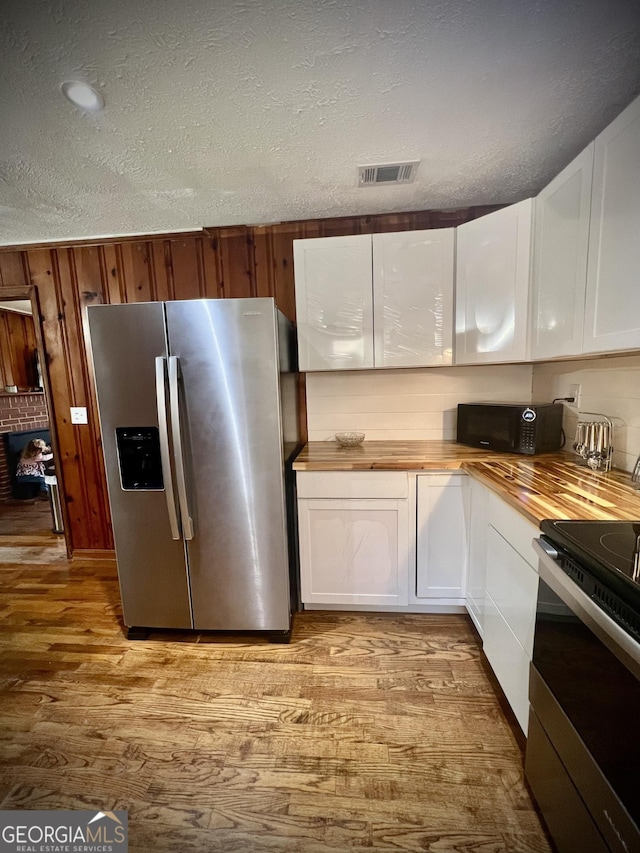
[{"x1": 88, "y1": 298, "x2": 300, "y2": 641}]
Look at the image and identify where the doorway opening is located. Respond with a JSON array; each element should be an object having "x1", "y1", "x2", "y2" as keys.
[{"x1": 0, "y1": 287, "x2": 67, "y2": 548}]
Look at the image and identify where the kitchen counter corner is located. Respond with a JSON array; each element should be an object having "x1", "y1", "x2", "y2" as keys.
[{"x1": 293, "y1": 440, "x2": 640, "y2": 525}]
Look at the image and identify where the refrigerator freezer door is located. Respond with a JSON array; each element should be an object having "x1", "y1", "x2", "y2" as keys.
[
  {"x1": 165, "y1": 298, "x2": 291, "y2": 631},
  {"x1": 88, "y1": 302, "x2": 193, "y2": 629}
]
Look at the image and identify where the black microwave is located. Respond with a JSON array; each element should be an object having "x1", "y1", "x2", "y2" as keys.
[{"x1": 456, "y1": 403, "x2": 563, "y2": 455}]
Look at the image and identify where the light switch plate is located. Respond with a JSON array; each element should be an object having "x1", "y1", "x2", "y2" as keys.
[{"x1": 70, "y1": 406, "x2": 88, "y2": 424}]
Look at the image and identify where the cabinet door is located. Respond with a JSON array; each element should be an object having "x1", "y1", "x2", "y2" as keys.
[
  {"x1": 415, "y1": 474, "x2": 467, "y2": 599},
  {"x1": 293, "y1": 234, "x2": 373, "y2": 371},
  {"x1": 583, "y1": 94, "x2": 640, "y2": 354},
  {"x1": 298, "y1": 498, "x2": 409, "y2": 606},
  {"x1": 531, "y1": 144, "x2": 593, "y2": 360},
  {"x1": 372, "y1": 229, "x2": 454, "y2": 367},
  {"x1": 455, "y1": 199, "x2": 533, "y2": 364}
]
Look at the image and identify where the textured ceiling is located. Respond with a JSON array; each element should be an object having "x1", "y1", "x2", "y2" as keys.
[{"x1": 1, "y1": 0, "x2": 640, "y2": 247}]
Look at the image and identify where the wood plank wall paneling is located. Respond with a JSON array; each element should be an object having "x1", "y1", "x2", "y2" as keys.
[
  {"x1": 0, "y1": 251, "x2": 28, "y2": 288},
  {"x1": 0, "y1": 309, "x2": 37, "y2": 389},
  {"x1": 0, "y1": 206, "x2": 501, "y2": 554}
]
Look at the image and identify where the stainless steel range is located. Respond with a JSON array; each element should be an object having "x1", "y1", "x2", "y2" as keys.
[{"x1": 528, "y1": 520, "x2": 640, "y2": 853}]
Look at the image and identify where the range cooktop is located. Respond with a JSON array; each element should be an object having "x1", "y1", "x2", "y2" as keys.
[{"x1": 540, "y1": 519, "x2": 640, "y2": 630}]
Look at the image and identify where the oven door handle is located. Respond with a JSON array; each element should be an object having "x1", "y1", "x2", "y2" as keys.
[
  {"x1": 533, "y1": 538, "x2": 640, "y2": 679},
  {"x1": 536, "y1": 538, "x2": 559, "y2": 561}
]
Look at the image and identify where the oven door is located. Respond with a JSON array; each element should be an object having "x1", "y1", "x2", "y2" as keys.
[{"x1": 527, "y1": 539, "x2": 640, "y2": 853}]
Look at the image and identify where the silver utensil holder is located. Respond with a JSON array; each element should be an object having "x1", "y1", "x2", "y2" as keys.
[{"x1": 573, "y1": 412, "x2": 613, "y2": 472}]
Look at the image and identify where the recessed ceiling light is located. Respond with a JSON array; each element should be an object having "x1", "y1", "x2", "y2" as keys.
[{"x1": 60, "y1": 81, "x2": 105, "y2": 112}]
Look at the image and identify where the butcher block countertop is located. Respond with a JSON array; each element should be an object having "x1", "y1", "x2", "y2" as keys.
[{"x1": 293, "y1": 440, "x2": 640, "y2": 526}]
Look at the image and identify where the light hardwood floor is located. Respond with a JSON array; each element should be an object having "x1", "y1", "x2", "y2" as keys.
[{"x1": 0, "y1": 539, "x2": 552, "y2": 852}]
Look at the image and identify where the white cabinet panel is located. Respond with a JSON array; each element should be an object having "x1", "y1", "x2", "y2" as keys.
[
  {"x1": 466, "y1": 478, "x2": 488, "y2": 636},
  {"x1": 531, "y1": 144, "x2": 593, "y2": 360},
  {"x1": 486, "y1": 491, "x2": 539, "y2": 570},
  {"x1": 297, "y1": 471, "x2": 408, "y2": 499},
  {"x1": 584, "y1": 94, "x2": 640, "y2": 354},
  {"x1": 479, "y1": 493, "x2": 540, "y2": 735},
  {"x1": 298, "y1": 498, "x2": 409, "y2": 606},
  {"x1": 415, "y1": 473, "x2": 467, "y2": 599},
  {"x1": 483, "y1": 593, "x2": 531, "y2": 735},
  {"x1": 373, "y1": 229, "x2": 454, "y2": 368},
  {"x1": 482, "y1": 524, "x2": 538, "y2": 734},
  {"x1": 293, "y1": 234, "x2": 373, "y2": 371},
  {"x1": 485, "y1": 525, "x2": 538, "y2": 655},
  {"x1": 455, "y1": 199, "x2": 533, "y2": 364}
]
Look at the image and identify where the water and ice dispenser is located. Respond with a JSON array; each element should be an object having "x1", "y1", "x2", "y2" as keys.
[{"x1": 115, "y1": 427, "x2": 164, "y2": 490}]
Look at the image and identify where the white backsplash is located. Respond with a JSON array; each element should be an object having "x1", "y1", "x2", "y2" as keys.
[
  {"x1": 532, "y1": 353, "x2": 640, "y2": 473},
  {"x1": 305, "y1": 364, "x2": 534, "y2": 441},
  {"x1": 306, "y1": 355, "x2": 640, "y2": 475}
]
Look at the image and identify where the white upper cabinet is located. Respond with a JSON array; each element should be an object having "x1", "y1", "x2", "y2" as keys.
[
  {"x1": 293, "y1": 229, "x2": 455, "y2": 371},
  {"x1": 530, "y1": 144, "x2": 594, "y2": 360},
  {"x1": 372, "y1": 229, "x2": 454, "y2": 368},
  {"x1": 583, "y1": 94, "x2": 640, "y2": 354},
  {"x1": 293, "y1": 234, "x2": 374, "y2": 371},
  {"x1": 455, "y1": 198, "x2": 533, "y2": 364}
]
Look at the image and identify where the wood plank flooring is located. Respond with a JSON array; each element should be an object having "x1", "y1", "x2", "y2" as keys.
[
  {"x1": 0, "y1": 545, "x2": 552, "y2": 852},
  {"x1": 0, "y1": 497, "x2": 60, "y2": 539}
]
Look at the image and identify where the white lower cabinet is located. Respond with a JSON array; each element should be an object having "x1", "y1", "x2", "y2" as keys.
[
  {"x1": 483, "y1": 592, "x2": 532, "y2": 734},
  {"x1": 415, "y1": 473, "x2": 468, "y2": 600},
  {"x1": 482, "y1": 497, "x2": 539, "y2": 736},
  {"x1": 296, "y1": 470, "x2": 468, "y2": 611},
  {"x1": 297, "y1": 472, "x2": 410, "y2": 607},
  {"x1": 485, "y1": 525, "x2": 538, "y2": 655}
]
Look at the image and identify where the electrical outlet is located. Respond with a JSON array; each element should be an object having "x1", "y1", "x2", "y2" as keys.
[
  {"x1": 70, "y1": 406, "x2": 88, "y2": 424},
  {"x1": 568, "y1": 384, "x2": 582, "y2": 408}
]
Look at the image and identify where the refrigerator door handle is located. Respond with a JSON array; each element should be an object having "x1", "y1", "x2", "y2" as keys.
[
  {"x1": 155, "y1": 357, "x2": 181, "y2": 540},
  {"x1": 168, "y1": 356, "x2": 194, "y2": 540}
]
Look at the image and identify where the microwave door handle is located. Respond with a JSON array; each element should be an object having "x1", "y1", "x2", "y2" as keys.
[
  {"x1": 155, "y1": 357, "x2": 181, "y2": 540},
  {"x1": 168, "y1": 356, "x2": 194, "y2": 541}
]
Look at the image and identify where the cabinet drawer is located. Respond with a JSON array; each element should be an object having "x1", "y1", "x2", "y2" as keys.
[
  {"x1": 487, "y1": 491, "x2": 539, "y2": 568},
  {"x1": 486, "y1": 524, "x2": 538, "y2": 655},
  {"x1": 483, "y1": 592, "x2": 530, "y2": 735},
  {"x1": 296, "y1": 471, "x2": 408, "y2": 499}
]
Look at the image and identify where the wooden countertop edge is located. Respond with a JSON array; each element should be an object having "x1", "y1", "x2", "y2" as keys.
[
  {"x1": 460, "y1": 463, "x2": 544, "y2": 527},
  {"x1": 292, "y1": 459, "x2": 469, "y2": 471},
  {"x1": 292, "y1": 443, "x2": 640, "y2": 525}
]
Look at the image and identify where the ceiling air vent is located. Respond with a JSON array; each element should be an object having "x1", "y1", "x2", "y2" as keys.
[{"x1": 358, "y1": 161, "x2": 419, "y2": 187}]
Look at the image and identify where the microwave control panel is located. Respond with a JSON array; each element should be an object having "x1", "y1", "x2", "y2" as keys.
[
  {"x1": 519, "y1": 408, "x2": 537, "y2": 453},
  {"x1": 519, "y1": 425, "x2": 536, "y2": 453}
]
